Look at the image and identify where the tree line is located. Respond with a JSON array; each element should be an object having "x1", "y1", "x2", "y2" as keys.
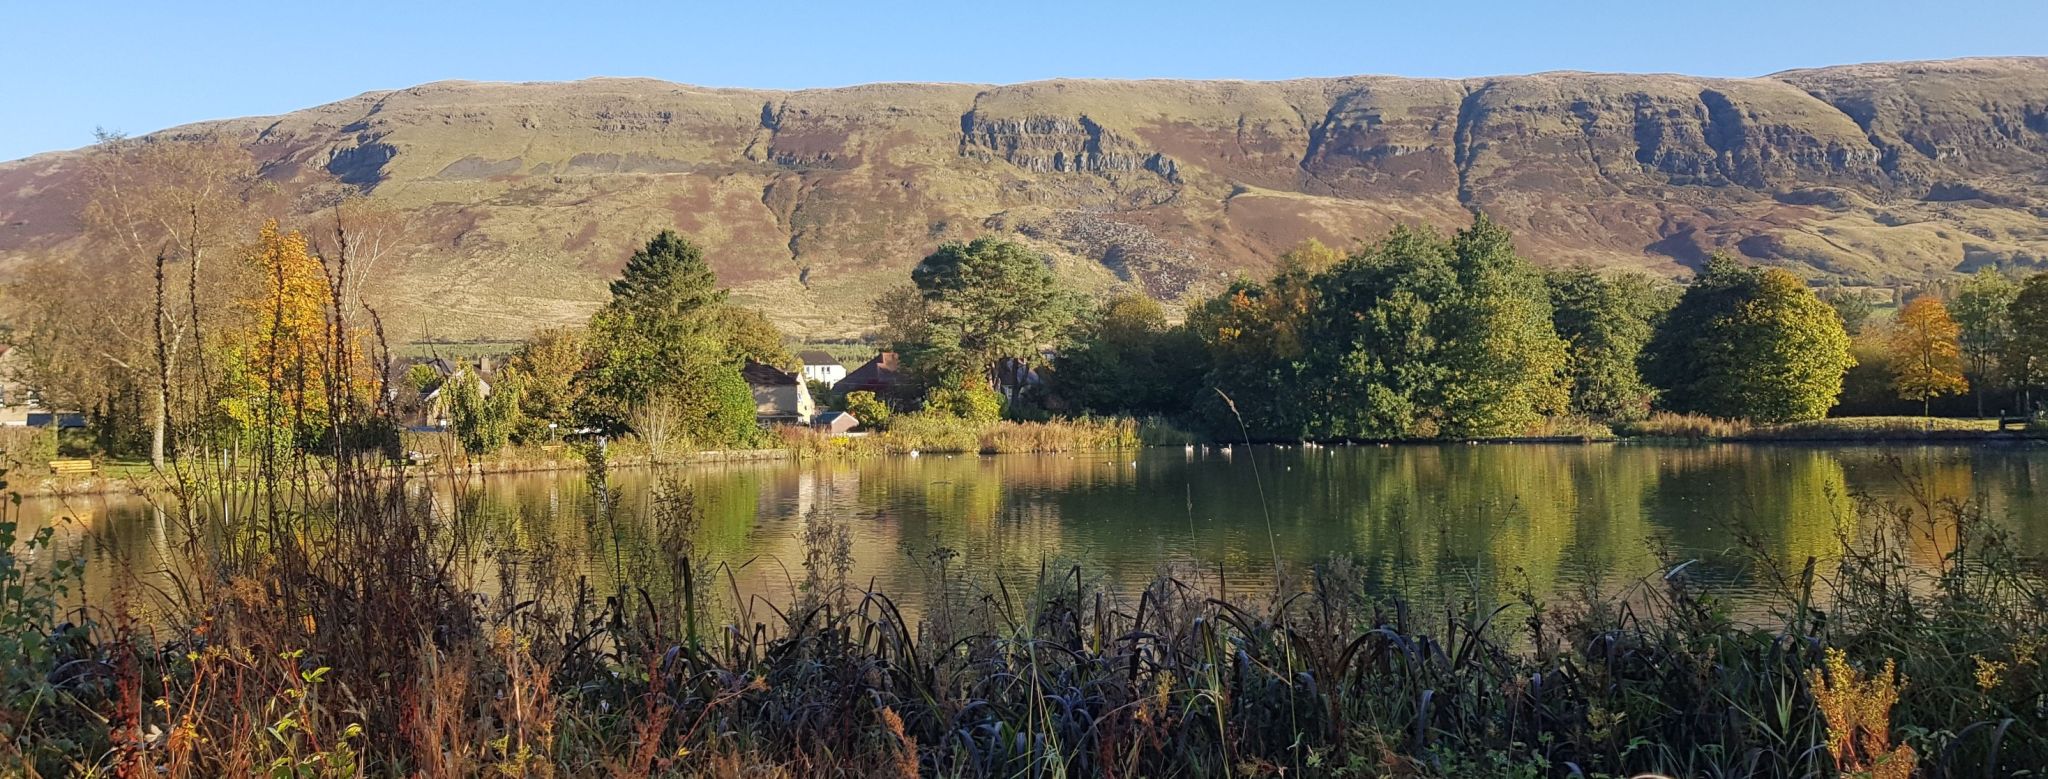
[
  {"x1": 1050, "y1": 217, "x2": 2048, "y2": 438},
  {"x1": 8, "y1": 137, "x2": 2048, "y2": 463}
]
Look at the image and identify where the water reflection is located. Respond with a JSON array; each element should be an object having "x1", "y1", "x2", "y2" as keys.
[{"x1": 21, "y1": 444, "x2": 2048, "y2": 618}]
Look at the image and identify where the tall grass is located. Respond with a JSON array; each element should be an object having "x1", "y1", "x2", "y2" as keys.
[
  {"x1": 783, "y1": 414, "x2": 1162, "y2": 458},
  {"x1": 1615, "y1": 410, "x2": 1755, "y2": 439}
]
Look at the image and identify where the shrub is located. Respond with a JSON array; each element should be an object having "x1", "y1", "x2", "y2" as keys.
[
  {"x1": 0, "y1": 427, "x2": 58, "y2": 467},
  {"x1": 920, "y1": 384, "x2": 1002, "y2": 424},
  {"x1": 843, "y1": 390, "x2": 892, "y2": 431}
]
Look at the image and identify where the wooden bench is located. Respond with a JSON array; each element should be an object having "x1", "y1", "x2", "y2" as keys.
[
  {"x1": 48, "y1": 458, "x2": 97, "y2": 476},
  {"x1": 1999, "y1": 416, "x2": 2036, "y2": 431}
]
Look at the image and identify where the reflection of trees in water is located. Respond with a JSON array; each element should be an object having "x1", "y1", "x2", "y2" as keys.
[
  {"x1": 34, "y1": 446, "x2": 2048, "y2": 623},
  {"x1": 1645, "y1": 446, "x2": 1854, "y2": 576},
  {"x1": 1307, "y1": 446, "x2": 1658, "y2": 608}
]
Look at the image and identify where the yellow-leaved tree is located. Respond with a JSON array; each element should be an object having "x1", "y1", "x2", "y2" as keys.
[
  {"x1": 217, "y1": 222, "x2": 364, "y2": 454},
  {"x1": 1887, "y1": 295, "x2": 1967, "y2": 418}
]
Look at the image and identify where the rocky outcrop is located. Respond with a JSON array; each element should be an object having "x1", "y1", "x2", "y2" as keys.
[{"x1": 3, "y1": 59, "x2": 2045, "y2": 339}]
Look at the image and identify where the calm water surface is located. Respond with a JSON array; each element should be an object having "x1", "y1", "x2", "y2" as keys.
[{"x1": 21, "y1": 444, "x2": 2048, "y2": 616}]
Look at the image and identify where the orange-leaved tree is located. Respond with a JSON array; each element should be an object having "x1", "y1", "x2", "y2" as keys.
[
  {"x1": 216, "y1": 221, "x2": 368, "y2": 454},
  {"x1": 1886, "y1": 295, "x2": 1967, "y2": 418}
]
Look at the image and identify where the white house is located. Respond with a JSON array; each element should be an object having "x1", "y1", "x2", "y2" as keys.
[{"x1": 798, "y1": 350, "x2": 847, "y2": 387}]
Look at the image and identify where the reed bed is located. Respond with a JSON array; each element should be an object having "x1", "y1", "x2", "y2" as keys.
[
  {"x1": 1613, "y1": 411, "x2": 1755, "y2": 440},
  {"x1": 782, "y1": 414, "x2": 1163, "y2": 459}
]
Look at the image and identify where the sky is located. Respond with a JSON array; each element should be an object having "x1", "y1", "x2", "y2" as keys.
[{"x1": 3, "y1": 0, "x2": 2044, "y2": 162}]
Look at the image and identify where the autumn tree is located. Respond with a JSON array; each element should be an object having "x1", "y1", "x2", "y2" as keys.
[
  {"x1": 319, "y1": 193, "x2": 415, "y2": 324},
  {"x1": 1641, "y1": 256, "x2": 1855, "y2": 423},
  {"x1": 1952, "y1": 269, "x2": 2019, "y2": 416},
  {"x1": 1886, "y1": 296, "x2": 1967, "y2": 418},
  {"x1": 1186, "y1": 240, "x2": 1334, "y2": 438},
  {"x1": 898, "y1": 238, "x2": 1076, "y2": 389},
  {"x1": 7, "y1": 133, "x2": 258, "y2": 465},
  {"x1": 2003, "y1": 273, "x2": 2048, "y2": 415},
  {"x1": 217, "y1": 222, "x2": 360, "y2": 454}
]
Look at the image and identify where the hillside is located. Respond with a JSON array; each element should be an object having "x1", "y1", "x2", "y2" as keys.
[{"x1": 3, "y1": 57, "x2": 2046, "y2": 340}]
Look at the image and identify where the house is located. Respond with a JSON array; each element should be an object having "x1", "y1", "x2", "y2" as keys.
[
  {"x1": 417, "y1": 373, "x2": 491, "y2": 429},
  {"x1": 743, "y1": 361, "x2": 816, "y2": 425},
  {"x1": 994, "y1": 355, "x2": 1047, "y2": 399},
  {"x1": 813, "y1": 410, "x2": 860, "y2": 435},
  {"x1": 798, "y1": 350, "x2": 846, "y2": 387},
  {"x1": 24, "y1": 412, "x2": 86, "y2": 429},
  {"x1": 392, "y1": 357, "x2": 495, "y2": 430},
  {"x1": 838, "y1": 352, "x2": 904, "y2": 398}
]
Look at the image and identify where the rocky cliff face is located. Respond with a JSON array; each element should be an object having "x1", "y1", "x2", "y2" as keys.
[{"x1": 3, "y1": 58, "x2": 2044, "y2": 340}]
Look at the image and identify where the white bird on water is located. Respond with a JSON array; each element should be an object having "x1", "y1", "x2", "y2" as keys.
[{"x1": 909, "y1": 450, "x2": 920, "y2": 458}]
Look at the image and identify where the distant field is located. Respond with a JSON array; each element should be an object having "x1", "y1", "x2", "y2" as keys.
[
  {"x1": 395, "y1": 340, "x2": 524, "y2": 359},
  {"x1": 793, "y1": 341, "x2": 883, "y2": 368}
]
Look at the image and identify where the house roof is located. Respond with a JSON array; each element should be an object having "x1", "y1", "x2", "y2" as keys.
[
  {"x1": 816, "y1": 410, "x2": 856, "y2": 424},
  {"x1": 797, "y1": 350, "x2": 839, "y2": 366},
  {"x1": 742, "y1": 360, "x2": 801, "y2": 386},
  {"x1": 839, "y1": 352, "x2": 902, "y2": 392}
]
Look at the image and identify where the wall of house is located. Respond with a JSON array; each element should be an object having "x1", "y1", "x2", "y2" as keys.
[
  {"x1": 752, "y1": 383, "x2": 816, "y2": 423},
  {"x1": 802, "y1": 365, "x2": 847, "y2": 386}
]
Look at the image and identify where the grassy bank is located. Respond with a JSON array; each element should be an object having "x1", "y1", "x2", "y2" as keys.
[
  {"x1": 3, "y1": 450, "x2": 2045, "y2": 777},
  {"x1": 1618, "y1": 412, "x2": 2045, "y2": 443}
]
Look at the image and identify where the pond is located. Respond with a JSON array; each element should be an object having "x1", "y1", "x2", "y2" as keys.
[{"x1": 17, "y1": 443, "x2": 2048, "y2": 619}]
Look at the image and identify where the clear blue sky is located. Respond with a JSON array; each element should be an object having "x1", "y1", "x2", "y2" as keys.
[{"x1": 4, "y1": 0, "x2": 2043, "y2": 162}]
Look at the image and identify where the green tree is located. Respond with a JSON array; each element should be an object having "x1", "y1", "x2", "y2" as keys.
[
  {"x1": 1306, "y1": 217, "x2": 1568, "y2": 439},
  {"x1": 446, "y1": 367, "x2": 521, "y2": 455},
  {"x1": 1952, "y1": 269, "x2": 2018, "y2": 416},
  {"x1": 2003, "y1": 273, "x2": 2048, "y2": 415},
  {"x1": 1641, "y1": 256, "x2": 1855, "y2": 423},
  {"x1": 505, "y1": 328, "x2": 585, "y2": 441},
  {"x1": 843, "y1": 391, "x2": 893, "y2": 431},
  {"x1": 921, "y1": 382, "x2": 1003, "y2": 424},
  {"x1": 1821, "y1": 288, "x2": 1875, "y2": 336},
  {"x1": 899, "y1": 238, "x2": 1075, "y2": 388},
  {"x1": 1545, "y1": 268, "x2": 1672, "y2": 420},
  {"x1": 717, "y1": 305, "x2": 794, "y2": 370},
  {"x1": 1055, "y1": 293, "x2": 1206, "y2": 417},
  {"x1": 580, "y1": 230, "x2": 758, "y2": 447}
]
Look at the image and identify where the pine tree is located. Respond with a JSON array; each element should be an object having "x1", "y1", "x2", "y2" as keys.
[{"x1": 580, "y1": 230, "x2": 757, "y2": 447}]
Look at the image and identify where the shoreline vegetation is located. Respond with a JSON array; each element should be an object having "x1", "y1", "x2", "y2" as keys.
[{"x1": 7, "y1": 412, "x2": 2043, "y2": 497}]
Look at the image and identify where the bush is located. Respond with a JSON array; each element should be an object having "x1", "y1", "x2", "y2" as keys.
[
  {"x1": 0, "y1": 427, "x2": 58, "y2": 467},
  {"x1": 843, "y1": 391, "x2": 892, "y2": 431},
  {"x1": 920, "y1": 384, "x2": 1002, "y2": 424}
]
